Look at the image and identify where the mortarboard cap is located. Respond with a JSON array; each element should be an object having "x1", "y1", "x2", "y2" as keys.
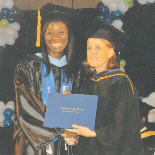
[{"x1": 83, "y1": 17, "x2": 129, "y2": 52}]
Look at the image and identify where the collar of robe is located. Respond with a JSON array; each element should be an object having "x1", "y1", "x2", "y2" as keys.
[{"x1": 35, "y1": 53, "x2": 67, "y2": 67}]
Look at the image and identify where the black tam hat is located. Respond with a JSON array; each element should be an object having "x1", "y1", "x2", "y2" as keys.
[{"x1": 84, "y1": 17, "x2": 129, "y2": 53}]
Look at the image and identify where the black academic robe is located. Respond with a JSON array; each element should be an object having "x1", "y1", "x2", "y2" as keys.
[
  {"x1": 74, "y1": 69, "x2": 142, "y2": 155},
  {"x1": 13, "y1": 55, "x2": 73, "y2": 155}
]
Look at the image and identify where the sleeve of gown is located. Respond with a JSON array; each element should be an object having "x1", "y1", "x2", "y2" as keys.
[
  {"x1": 14, "y1": 60, "x2": 61, "y2": 150},
  {"x1": 94, "y1": 76, "x2": 140, "y2": 150}
]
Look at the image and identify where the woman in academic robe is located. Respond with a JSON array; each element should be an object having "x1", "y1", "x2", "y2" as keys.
[
  {"x1": 66, "y1": 19, "x2": 143, "y2": 155},
  {"x1": 13, "y1": 10, "x2": 78, "y2": 155}
]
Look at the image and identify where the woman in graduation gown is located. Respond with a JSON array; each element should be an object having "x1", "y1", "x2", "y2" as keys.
[
  {"x1": 13, "y1": 11, "x2": 78, "y2": 155},
  {"x1": 67, "y1": 19, "x2": 143, "y2": 155}
]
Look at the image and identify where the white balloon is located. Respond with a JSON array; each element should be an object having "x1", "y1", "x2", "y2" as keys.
[
  {"x1": 10, "y1": 22, "x2": 20, "y2": 31},
  {"x1": 0, "y1": 101, "x2": 5, "y2": 114},
  {"x1": 148, "y1": 109, "x2": 155, "y2": 123},
  {"x1": 6, "y1": 101, "x2": 15, "y2": 111},
  {"x1": 11, "y1": 114, "x2": 14, "y2": 121},
  {"x1": 4, "y1": 0, "x2": 14, "y2": 9},
  {"x1": 120, "y1": 67, "x2": 125, "y2": 72},
  {"x1": 109, "y1": 1, "x2": 118, "y2": 11},
  {"x1": 14, "y1": 31, "x2": 19, "y2": 39},
  {"x1": 0, "y1": 27, "x2": 4, "y2": 36},
  {"x1": 0, "y1": 36, "x2": 6, "y2": 46},
  {"x1": 148, "y1": 92, "x2": 155, "y2": 99},
  {"x1": 0, "y1": 114, "x2": 5, "y2": 122},
  {"x1": 138, "y1": 0, "x2": 148, "y2": 5},
  {"x1": 0, "y1": 0, "x2": 4, "y2": 7},
  {"x1": 148, "y1": 0, "x2": 155, "y2": 3},
  {"x1": 101, "y1": 0, "x2": 113, "y2": 6},
  {"x1": 112, "y1": 20, "x2": 123, "y2": 29},
  {"x1": 6, "y1": 36, "x2": 15, "y2": 45},
  {"x1": 118, "y1": 1, "x2": 129, "y2": 13},
  {"x1": 5, "y1": 27, "x2": 16, "y2": 37},
  {"x1": 0, "y1": 121, "x2": 4, "y2": 127}
]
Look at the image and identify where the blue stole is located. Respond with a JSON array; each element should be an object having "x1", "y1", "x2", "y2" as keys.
[{"x1": 41, "y1": 63, "x2": 72, "y2": 105}]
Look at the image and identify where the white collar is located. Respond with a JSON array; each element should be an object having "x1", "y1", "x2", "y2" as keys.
[{"x1": 35, "y1": 53, "x2": 67, "y2": 67}]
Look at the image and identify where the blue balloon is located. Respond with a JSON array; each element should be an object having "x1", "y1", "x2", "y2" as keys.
[
  {"x1": 98, "y1": 15, "x2": 104, "y2": 19},
  {"x1": 8, "y1": 18, "x2": 14, "y2": 23},
  {"x1": 111, "y1": 10, "x2": 123, "y2": 17},
  {"x1": 105, "y1": 16, "x2": 114, "y2": 24},
  {"x1": 139, "y1": 96, "x2": 144, "y2": 102},
  {"x1": 97, "y1": 2, "x2": 104, "y2": 9},
  {"x1": 3, "y1": 108, "x2": 14, "y2": 118},
  {"x1": 2, "y1": 8, "x2": 9, "y2": 15},
  {"x1": 3, "y1": 118, "x2": 13, "y2": 127},
  {"x1": 102, "y1": 6, "x2": 110, "y2": 13},
  {"x1": 97, "y1": 2, "x2": 110, "y2": 14}
]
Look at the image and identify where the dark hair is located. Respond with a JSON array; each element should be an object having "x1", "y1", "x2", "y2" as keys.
[{"x1": 40, "y1": 19, "x2": 75, "y2": 79}]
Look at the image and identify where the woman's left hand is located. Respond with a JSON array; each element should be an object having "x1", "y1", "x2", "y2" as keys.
[
  {"x1": 61, "y1": 131, "x2": 79, "y2": 146},
  {"x1": 66, "y1": 124, "x2": 96, "y2": 137}
]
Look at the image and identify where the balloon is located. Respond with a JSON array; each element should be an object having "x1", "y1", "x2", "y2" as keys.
[
  {"x1": 111, "y1": 10, "x2": 123, "y2": 17},
  {"x1": 3, "y1": 118, "x2": 13, "y2": 127},
  {"x1": 5, "y1": 36, "x2": 15, "y2": 45},
  {"x1": 0, "y1": 121, "x2": 4, "y2": 127},
  {"x1": 148, "y1": 0, "x2": 155, "y2": 3},
  {"x1": 148, "y1": 109, "x2": 155, "y2": 123},
  {"x1": 0, "y1": 19, "x2": 9, "y2": 29},
  {"x1": 118, "y1": 1, "x2": 129, "y2": 13},
  {"x1": 0, "y1": 101, "x2": 6, "y2": 114},
  {"x1": 138, "y1": 0, "x2": 147, "y2": 5},
  {"x1": 6, "y1": 101, "x2": 15, "y2": 111},
  {"x1": 8, "y1": 17, "x2": 14, "y2": 23},
  {"x1": 148, "y1": 92, "x2": 155, "y2": 99},
  {"x1": 11, "y1": 114, "x2": 14, "y2": 121},
  {"x1": 0, "y1": 0, "x2": 4, "y2": 7},
  {"x1": 139, "y1": 96, "x2": 144, "y2": 101},
  {"x1": 105, "y1": 16, "x2": 114, "y2": 24},
  {"x1": 4, "y1": 0, "x2": 14, "y2": 9},
  {"x1": 101, "y1": 5, "x2": 110, "y2": 13},
  {"x1": 120, "y1": 59, "x2": 126, "y2": 68},
  {"x1": 10, "y1": 22, "x2": 20, "y2": 31},
  {"x1": 0, "y1": 114, "x2": 5, "y2": 122},
  {"x1": 101, "y1": 0, "x2": 113, "y2": 6},
  {"x1": 98, "y1": 16, "x2": 104, "y2": 19},
  {"x1": 120, "y1": 67, "x2": 125, "y2": 72},
  {"x1": 112, "y1": 19, "x2": 123, "y2": 29},
  {"x1": 14, "y1": 31, "x2": 19, "y2": 39},
  {"x1": 5, "y1": 27, "x2": 16, "y2": 37},
  {"x1": 1, "y1": 8, "x2": 9, "y2": 15},
  {"x1": 0, "y1": 36, "x2": 6, "y2": 46},
  {"x1": 124, "y1": 0, "x2": 133, "y2": 2},
  {"x1": 109, "y1": 2, "x2": 118, "y2": 11},
  {"x1": 128, "y1": 2, "x2": 134, "y2": 8},
  {"x1": 3, "y1": 108, "x2": 14, "y2": 118}
]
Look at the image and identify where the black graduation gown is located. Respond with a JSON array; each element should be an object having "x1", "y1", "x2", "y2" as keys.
[
  {"x1": 13, "y1": 55, "x2": 73, "y2": 155},
  {"x1": 74, "y1": 69, "x2": 142, "y2": 155}
]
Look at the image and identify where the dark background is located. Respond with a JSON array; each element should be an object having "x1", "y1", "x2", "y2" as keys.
[{"x1": 0, "y1": 3, "x2": 155, "y2": 154}]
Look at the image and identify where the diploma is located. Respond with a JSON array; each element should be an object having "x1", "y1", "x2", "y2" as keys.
[{"x1": 44, "y1": 92, "x2": 98, "y2": 130}]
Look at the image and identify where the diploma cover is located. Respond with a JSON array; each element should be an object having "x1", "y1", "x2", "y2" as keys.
[{"x1": 44, "y1": 92, "x2": 98, "y2": 130}]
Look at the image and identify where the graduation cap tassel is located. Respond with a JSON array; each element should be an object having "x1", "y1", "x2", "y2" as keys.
[{"x1": 36, "y1": 9, "x2": 41, "y2": 47}]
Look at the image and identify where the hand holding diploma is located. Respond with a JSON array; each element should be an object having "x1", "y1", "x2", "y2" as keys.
[
  {"x1": 61, "y1": 131, "x2": 79, "y2": 146},
  {"x1": 66, "y1": 124, "x2": 96, "y2": 137}
]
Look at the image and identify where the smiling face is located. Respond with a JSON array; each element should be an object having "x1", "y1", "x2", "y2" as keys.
[
  {"x1": 45, "y1": 21, "x2": 69, "y2": 59},
  {"x1": 87, "y1": 38, "x2": 115, "y2": 73}
]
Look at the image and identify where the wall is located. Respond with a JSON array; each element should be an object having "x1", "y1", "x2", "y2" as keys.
[{"x1": 14, "y1": 0, "x2": 101, "y2": 10}]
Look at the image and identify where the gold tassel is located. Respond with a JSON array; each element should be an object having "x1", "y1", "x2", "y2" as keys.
[{"x1": 36, "y1": 9, "x2": 41, "y2": 47}]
